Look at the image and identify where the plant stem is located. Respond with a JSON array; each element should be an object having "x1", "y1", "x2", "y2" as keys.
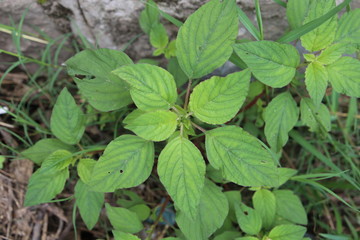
[
  {"x1": 191, "y1": 122, "x2": 206, "y2": 133},
  {"x1": 146, "y1": 196, "x2": 170, "y2": 240},
  {"x1": 183, "y1": 79, "x2": 192, "y2": 110}
]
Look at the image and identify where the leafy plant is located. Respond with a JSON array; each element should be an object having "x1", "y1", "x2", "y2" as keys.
[{"x1": 20, "y1": 0, "x2": 360, "y2": 239}]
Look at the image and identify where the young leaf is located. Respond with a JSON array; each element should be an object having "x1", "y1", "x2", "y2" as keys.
[
  {"x1": 274, "y1": 190, "x2": 307, "y2": 225},
  {"x1": 317, "y1": 43, "x2": 346, "y2": 65},
  {"x1": 21, "y1": 138, "x2": 75, "y2": 165},
  {"x1": 188, "y1": 70, "x2": 251, "y2": 124},
  {"x1": 305, "y1": 61, "x2": 328, "y2": 107},
  {"x1": 150, "y1": 23, "x2": 169, "y2": 49},
  {"x1": 253, "y1": 189, "x2": 276, "y2": 230},
  {"x1": 66, "y1": 48, "x2": 133, "y2": 112},
  {"x1": 124, "y1": 110, "x2": 178, "y2": 142},
  {"x1": 176, "y1": 0, "x2": 238, "y2": 79},
  {"x1": 205, "y1": 126, "x2": 279, "y2": 187},
  {"x1": 300, "y1": 0, "x2": 337, "y2": 52},
  {"x1": 235, "y1": 203, "x2": 262, "y2": 235},
  {"x1": 24, "y1": 168, "x2": 69, "y2": 206},
  {"x1": 139, "y1": 0, "x2": 160, "y2": 34},
  {"x1": 326, "y1": 57, "x2": 360, "y2": 97},
  {"x1": 50, "y1": 88, "x2": 85, "y2": 145},
  {"x1": 263, "y1": 92, "x2": 299, "y2": 152},
  {"x1": 128, "y1": 204, "x2": 151, "y2": 221},
  {"x1": 233, "y1": 41, "x2": 300, "y2": 88},
  {"x1": 90, "y1": 135, "x2": 154, "y2": 192},
  {"x1": 75, "y1": 180, "x2": 104, "y2": 230},
  {"x1": 105, "y1": 203, "x2": 143, "y2": 233},
  {"x1": 112, "y1": 64, "x2": 177, "y2": 111},
  {"x1": 77, "y1": 158, "x2": 96, "y2": 184},
  {"x1": 334, "y1": 9, "x2": 360, "y2": 45},
  {"x1": 286, "y1": 0, "x2": 310, "y2": 29},
  {"x1": 40, "y1": 150, "x2": 73, "y2": 172},
  {"x1": 113, "y1": 231, "x2": 141, "y2": 240},
  {"x1": 157, "y1": 136, "x2": 206, "y2": 219},
  {"x1": 268, "y1": 224, "x2": 307, "y2": 240},
  {"x1": 300, "y1": 98, "x2": 331, "y2": 133},
  {"x1": 176, "y1": 179, "x2": 229, "y2": 240}
]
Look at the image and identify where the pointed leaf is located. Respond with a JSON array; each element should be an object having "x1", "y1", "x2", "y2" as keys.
[
  {"x1": 40, "y1": 150, "x2": 73, "y2": 172},
  {"x1": 89, "y1": 135, "x2": 154, "y2": 192},
  {"x1": 176, "y1": 179, "x2": 229, "y2": 240},
  {"x1": 253, "y1": 189, "x2": 276, "y2": 230},
  {"x1": 75, "y1": 180, "x2": 104, "y2": 230},
  {"x1": 125, "y1": 110, "x2": 178, "y2": 142},
  {"x1": 334, "y1": 9, "x2": 360, "y2": 45},
  {"x1": 235, "y1": 203, "x2": 262, "y2": 235},
  {"x1": 317, "y1": 43, "x2": 346, "y2": 65},
  {"x1": 205, "y1": 126, "x2": 279, "y2": 187},
  {"x1": 50, "y1": 88, "x2": 85, "y2": 145},
  {"x1": 176, "y1": 0, "x2": 238, "y2": 79},
  {"x1": 268, "y1": 224, "x2": 307, "y2": 240},
  {"x1": 300, "y1": 98, "x2": 331, "y2": 133},
  {"x1": 274, "y1": 190, "x2": 307, "y2": 225},
  {"x1": 158, "y1": 136, "x2": 206, "y2": 219},
  {"x1": 263, "y1": 92, "x2": 299, "y2": 152},
  {"x1": 139, "y1": 0, "x2": 160, "y2": 34},
  {"x1": 106, "y1": 203, "x2": 143, "y2": 233},
  {"x1": 77, "y1": 158, "x2": 96, "y2": 184},
  {"x1": 233, "y1": 41, "x2": 300, "y2": 88},
  {"x1": 286, "y1": 0, "x2": 310, "y2": 29},
  {"x1": 150, "y1": 23, "x2": 169, "y2": 49},
  {"x1": 326, "y1": 57, "x2": 360, "y2": 97},
  {"x1": 305, "y1": 61, "x2": 328, "y2": 107},
  {"x1": 189, "y1": 70, "x2": 251, "y2": 124},
  {"x1": 112, "y1": 64, "x2": 177, "y2": 111}
]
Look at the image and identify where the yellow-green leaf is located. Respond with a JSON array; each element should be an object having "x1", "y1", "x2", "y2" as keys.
[{"x1": 305, "y1": 61, "x2": 328, "y2": 107}]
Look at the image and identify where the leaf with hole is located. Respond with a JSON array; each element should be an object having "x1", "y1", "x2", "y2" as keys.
[{"x1": 235, "y1": 203, "x2": 262, "y2": 235}]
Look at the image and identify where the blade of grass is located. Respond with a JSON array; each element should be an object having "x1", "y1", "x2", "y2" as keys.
[
  {"x1": 272, "y1": 0, "x2": 287, "y2": 8},
  {"x1": 237, "y1": 6, "x2": 261, "y2": 40},
  {"x1": 255, "y1": 0, "x2": 264, "y2": 40},
  {"x1": 0, "y1": 49, "x2": 61, "y2": 68}
]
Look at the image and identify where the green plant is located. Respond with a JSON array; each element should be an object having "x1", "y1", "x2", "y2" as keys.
[{"x1": 19, "y1": 0, "x2": 360, "y2": 239}]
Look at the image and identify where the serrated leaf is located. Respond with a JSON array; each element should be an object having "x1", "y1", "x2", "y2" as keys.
[
  {"x1": 77, "y1": 158, "x2": 96, "y2": 184},
  {"x1": 66, "y1": 48, "x2": 133, "y2": 112},
  {"x1": 89, "y1": 135, "x2": 154, "y2": 192},
  {"x1": 50, "y1": 88, "x2": 85, "y2": 145},
  {"x1": 205, "y1": 126, "x2": 279, "y2": 187},
  {"x1": 286, "y1": 0, "x2": 310, "y2": 29},
  {"x1": 113, "y1": 231, "x2": 141, "y2": 240},
  {"x1": 263, "y1": 92, "x2": 299, "y2": 152},
  {"x1": 40, "y1": 150, "x2": 73, "y2": 172},
  {"x1": 326, "y1": 57, "x2": 360, "y2": 97},
  {"x1": 21, "y1": 138, "x2": 75, "y2": 165},
  {"x1": 176, "y1": 0, "x2": 238, "y2": 79},
  {"x1": 75, "y1": 180, "x2": 104, "y2": 230},
  {"x1": 167, "y1": 57, "x2": 188, "y2": 87},
  {"x1": 300, "y1": 0, "x2": 337, "y2": 52},
  {"x1": 150, "y1": 23, "x2": 169, "y2": 49},
  {"x1": 189, "y1": 70, "x2": 251, "y2": 124},
  {"x1": 158, "y1": 136, "x2": 205, "y2": 219},
  {"x1": 125, "y1": 110, "x2": 178, "y2": 142},
  {"x1": 268, "y1": 224, "x2": 307, "y2": 240},
  {"x1": 106, "y1": 203, "x2": 143, "y2": 233},
  {"x1": 112, "y1": 64, "x2": 177, "y2": 111},
  {"x1": 274, "y1": 190, "x2": 307, "y2": 225},
  {"x1": 253, "y1": 189, "x2": 276, "y2": 230},
  {"x1": 176, "y1": 179, "x2": 229, "y2": 240},
  {"x1": 139, "y1": 0, "x2": 160, "y2": 34},
  {"x1": 334, "y1": 9, "x2": 360, "y2": 45},
  {"x1": 233, "y1": 41, "x2": 300, "y2": 88},
  {"x1": 123, "y1": 109, "x2": 146, "y2": 125},
  {"x1": 305, "y1": 61, "x2": 328, "y2": 107},
  {"x1": 300, "y1": 98, "x2": 331, "y2": 133},
  {"x1": 24, "y1": 168, "x2": 69, "y2": 206},
  {"x1": 235, "y1": 203, "x2": 262, "y2": 235},
  {"x1": 317, "y1": 43, "x2": 346, "y2": 65}
]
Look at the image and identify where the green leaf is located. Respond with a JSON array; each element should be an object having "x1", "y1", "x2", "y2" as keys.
[
  {"x1": 233, "y1": 41, "x2": 300, "y2": 88},
  {"x1": 300, "y1": 98, "x2": 331, "y2": 133},
  {"x1": 300, "y1": 0, "x2": 337, "y2": 52},
  {"x1": 213, "y1": 231, "x2": 241, "y2": 240},
  {"x1": 157, "y1": 136, "x2": 205, "y2": 219},
  {"x1": 105, "y1": 203, "x2": 143, "y2": 233},
  {"x1": 150, "y1": 23, "x2": 169, "y2": 49},
  {"x1": 275, "y1": 168, "x2": 298, "y2": 187},
  {"x1": 274, "y1": 190, "x2": 307, "y2": 225},
  {"x1": 334, "y1": 9, "x2": 360, "y2": 45},
  {"x1": 326, "y1": 57, "x2": 360, "y2": 97},
  {"x1": 139, "y1": 0, "x2": 160, "y2": 34},
  {"x1": 176, "y1": 179, "x2": 229, "y2": 240},
  {"x1": 21, "y1": 138, "x2": 75, "y2": 165},
  {"x1": 112, "y1": 64, "x2": 177, "y2": 111},
  {"x1": 237, "y1": 7, "x2": 261, "y2": 41},
  {"x1": 24, "y1": 168, "x2": 69, "y2": 206},
  {"x1": 66, "y1": 48, "x2": 133, "y2": 112},
  {"x1": 0, "y1": 156, "x2": 5, "y2": 169},
  {"x1": 176, "y1": 0, "x2": 238, "y2": 79},
  {"x1": 305, "y1": 61, "x2": 328, "y2": 107},
  {"x1": 167, "y1": 57, "x2": 188, "y2": 87},
  {"x1": 317, "y1": 43, "x2": 346, "y2": 65},
  {"x1": 90, "y1": 135, "x2": 154, "y2": 192},
  {"x1": 113, "y1": 231, "x2": 140, "y2": 240},
  {"x1": 252, "y1": 189, "x2": 276, "y2": 230},
  {"x1": 40, "y1": 150, "x2": 73, "y2": 172},
  {"x1": 286, "y1": 0, "x2": 310, "y2": 29},
  {"x1": 205, "y1": 126, "x2": 279, "y2": 187},
  {"x1": 75, "y1": 180, "x2": 104, "y2": 230},
  {"x1": 235, "y1": 237, "x2": 259, "y2": 240},
  {"x1": 123, "y1": 109, "x2": 146, "y2": 125},
  {"x1": 263, "y1": 92, "x2": 299, "y2": 152},
  {"x1": 235, "y1": 203, "x2": 262, "y2": 235},
  {"x1": 224, "y1": 191, "x2": 242, "y2": 222},
  {"x1": 128, "y1": 204, "x2": 151, "y2": 221},
  {"x1": 50, "y1": 88, "x2": 85, "y2": 145},
  {"x1": 124, "y1": 110, "x2": 178, "y2": 142},
  {"x1": 268, "y1": 224, "x2": 307, "y2": 240},
  {"x1": 164, "y1": 40, "x2": 177, "y2": 59},
  {"x1": 189, "y1": 70, "x2": 251, "y2": 124},
  {"x1": 77, "y1": 158, "x2": 96, "y2": 184}
]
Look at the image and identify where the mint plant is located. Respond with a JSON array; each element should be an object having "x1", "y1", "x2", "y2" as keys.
[{"x1": 21, "y1": 0, "x2": 359, "y2": 239}]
